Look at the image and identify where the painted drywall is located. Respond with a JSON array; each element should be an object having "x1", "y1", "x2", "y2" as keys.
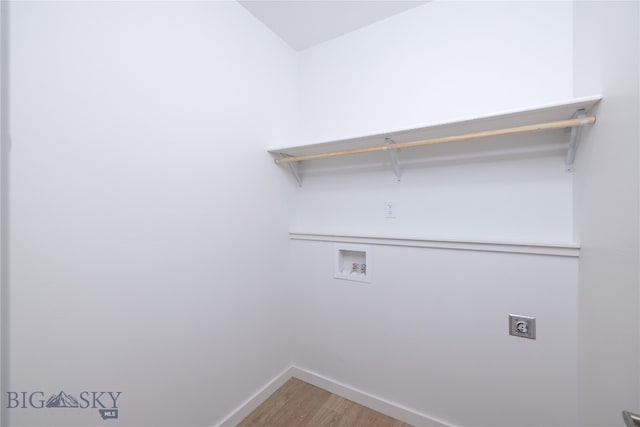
[
  {"x1": 287, "y1": 149, "x2": 576, "y2": 243},
  {"x1": 0, "y1": 3, "x2": 7, "y2": 425},
  {"x1": 287, "y1": 1, "x2": 580, "y2": 426},
  {"x1": 297, "y1": 0, "x2": 574, "y2": 144},
  {"x1": 6, "y1": 1, "x2": 296, "y2": 426},
  {"x1": 291, "y1": 1, "x2": 576, "y2": 243},
  {"x1": 289, "y1": 241, "x2": 579, "y2": 426},
  {"x1": 4, "y1": 2, "x2": 637, "y2": 427},
  {"x1": 573, "y1": 2, "x2": 640, "y2": 426}
]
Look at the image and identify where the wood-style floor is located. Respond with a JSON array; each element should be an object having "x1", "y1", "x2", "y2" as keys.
[{"x1": 237, "y1": 378, "x2": 413, "y2": 427}]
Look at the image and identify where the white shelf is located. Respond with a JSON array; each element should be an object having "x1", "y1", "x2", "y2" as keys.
[
  {"x1": 268, "y1": 95, "x2": 601, "y2": 157},
  {"x1": 275, "y1": 97, "x2": 601, "y2": 249},
  {"x1": 292, "y1": 232, "x2": 580, "y2": 258}
]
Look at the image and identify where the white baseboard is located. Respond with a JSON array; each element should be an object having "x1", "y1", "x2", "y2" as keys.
[
  {"x1": 290, "y1": 366, "x2": 451, "y2": 427},
  {"x1": 214, "y1": 364, "x2": 452, "y2": 427},
  {"x1": 214, "y1": 365, "x2": 296, "y2": 427}
]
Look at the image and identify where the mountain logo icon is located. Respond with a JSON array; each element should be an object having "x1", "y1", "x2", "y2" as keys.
[{"x1": 45, "y1": 391, "x2": 80, "y2": 408}]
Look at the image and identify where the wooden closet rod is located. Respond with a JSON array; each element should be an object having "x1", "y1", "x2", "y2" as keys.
[{"x1": 275, "y1": 116, "x2": 596, "y2": 164}]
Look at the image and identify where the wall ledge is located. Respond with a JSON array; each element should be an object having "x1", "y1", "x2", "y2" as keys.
[{"x1": 290, "y1": 232, "x2": 580, "y2": 257}]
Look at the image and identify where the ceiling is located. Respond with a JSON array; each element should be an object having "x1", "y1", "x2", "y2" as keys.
[{"x1": 238, "y1": 1, "x2": 430, "y2": 51}]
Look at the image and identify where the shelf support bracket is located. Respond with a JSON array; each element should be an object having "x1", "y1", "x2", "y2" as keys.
[
  {"x1": 384, "y1": 138, "x2": 402, "y2": 182},
  {"x1": 565, "y1": 109, "x2": 590, "y2": 172},
  {"x1": 278, "y1": 154, "x2": 302, "y2": 187}
]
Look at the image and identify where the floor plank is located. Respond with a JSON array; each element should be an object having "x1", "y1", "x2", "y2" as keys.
[{"x1": 237, "y1": 378, "x2": 413, "y2": 427}]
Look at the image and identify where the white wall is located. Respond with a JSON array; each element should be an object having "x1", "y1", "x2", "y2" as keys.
[
  {"x1": 7, "y1": 2, "x2": 296, "y2": 426},
  {"x1": 289, "y1": 242, "x2": 579, "y2": 427},
  {"x1": 292, "y1": 0, "x2": 575, "y2": 244},
  {"x1": 5, "y1": 2, "x2": 638, "y2": 427},
  {"x1": 297, "y1": 0, "x2": 574, "y2": 144},
  {"x1": 0, "y1": 2, "x2": 7, "y2": 426},
  {"x1": 573, "y1": 2, "x2": 640, "y2": 426},
  {"x1": 288, "y1": 2, "x2": 580, "y2": 426}
]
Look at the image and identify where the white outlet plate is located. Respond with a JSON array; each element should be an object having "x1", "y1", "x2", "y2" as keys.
[
  {"x1": 385, "y1": 201, "x2": 395, "y2": 218},
  {"x1": 509, "y1": 314, "x2": 536, "y2": 339}
]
